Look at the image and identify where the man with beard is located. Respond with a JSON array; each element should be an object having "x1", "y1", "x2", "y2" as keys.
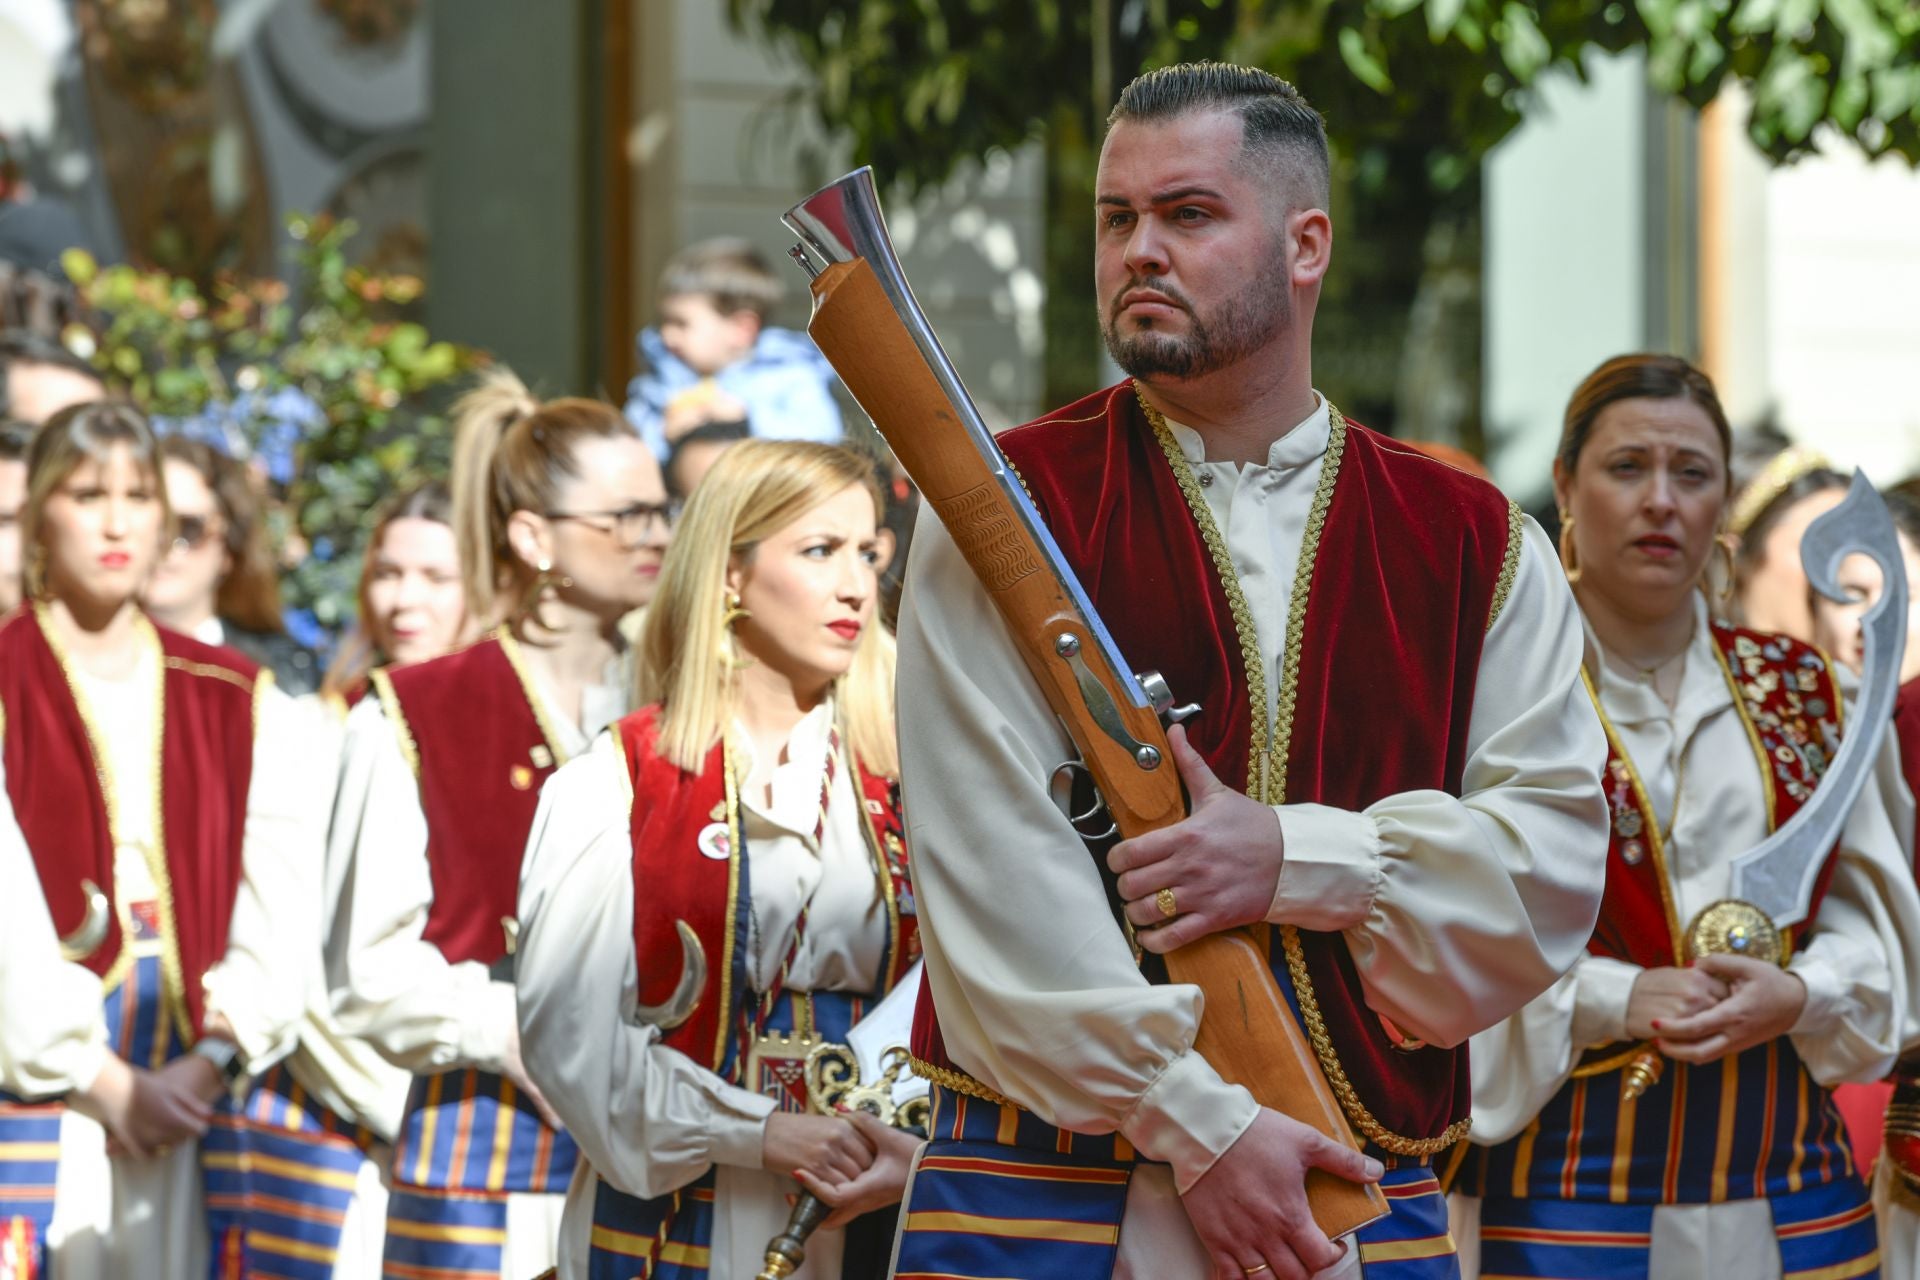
[{"x1": 891, "y1": 62, "x2": 1608, "y2": 1279}]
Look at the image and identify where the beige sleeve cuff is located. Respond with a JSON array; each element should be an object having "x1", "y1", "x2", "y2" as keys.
[
  {"x1": 708, "y1": 1089, "x2": 780, "y2": 1170},
  {"x1": 1570, "y1": 956, "x2": 1640, "y2": 1049},
  {"x1": 457, "y1": 979, "x2": 521, "y2": 1075},
  {"x1": 1118, "y1": 1048, "x2": 1259, "y2": 1194},
  {"x1": 1267, "y1": 803, "x2": 1382, "y2": 931}
]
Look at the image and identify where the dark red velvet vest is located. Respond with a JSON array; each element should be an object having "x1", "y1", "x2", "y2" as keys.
[
  {"x1": 372, "y1": 629, "x2": 560, "y2": 967},
  {"x1": 1897, "y1": 677, "x2": 1920, "y2": 870},
  {"x1": 0, "y1": 606, "x2": 257, "y2": 1037},
  {"x1": 617, "y1": 706, "x2": 918, "y2": 1077},
  {"x1": 914, "y1": 382, "x2": 1516, "y2": 1146},
  {"x1": 1586, "y1": 624, "x2": 1845, "y2": 981}
]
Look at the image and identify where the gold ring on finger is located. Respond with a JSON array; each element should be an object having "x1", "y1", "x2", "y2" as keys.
[
  {"x1": 1244, "y1": 1266, "x2": 1271, "y2": 1276},
  {"x1": 1155, "y1": 887, "x2": 1177, "y2": 919}
]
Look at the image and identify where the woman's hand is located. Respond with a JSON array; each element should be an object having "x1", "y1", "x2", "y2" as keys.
[
  {"x1": 763, "y1": 1112, "x2": 874, "y2": 1184},
  {"x1": 1655, "y1": 953, "x2": 1806, "y2": 1064},
  {"x1": 793, "y1": 1110, "x2": 922, "y2": 1228},
  {"x1": 499, "y1": 1023, "x2": 565, "y2": 1131},
  {"x1": 1624, "y1": 965, "x2": 1731, "y2": 1041}
]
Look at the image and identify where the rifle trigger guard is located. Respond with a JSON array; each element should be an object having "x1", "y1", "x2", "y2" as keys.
[
  {"x1": 1054, "y1": 631, "x2": 1160, "y2": 770},
  {"x1": 1049, "y1": 759, "x2": 1117, "y2": 842}
]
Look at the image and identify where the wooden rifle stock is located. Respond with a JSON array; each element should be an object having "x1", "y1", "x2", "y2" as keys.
[{"x1": 805, "y1": 258, "x2": 1386, "y2": 1238}]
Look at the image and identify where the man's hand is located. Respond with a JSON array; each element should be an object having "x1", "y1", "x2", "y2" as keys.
[
  {"x1": 792, "y1": 1110, "x2": 921, "y2": 1228},
  {"x1": 1180, "y1": 1108, "x2": 1382, "y2": 1280},
  {"x1": 1654, "y1": 953, "x2": 1806, "y2": 1064},
  {"x1": 1623, "y1": 965, "x2": 1731, "y2": 1041},
  {"x1": 1109, "y1": 726, "x2": 1284, "y2": 954}
]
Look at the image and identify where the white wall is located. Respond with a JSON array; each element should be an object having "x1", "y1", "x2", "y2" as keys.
[
  {"x1": 1483, "y1": 51, "x2": 1650, "y2": 503},
  {"x1": 1762, "y1": 144, "x2": 1920, "y2": 481}
]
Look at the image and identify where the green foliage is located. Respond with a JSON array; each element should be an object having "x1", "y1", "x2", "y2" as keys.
[
  {"x1": 732, "y1": 0, "x2": 1920, "y2": 195},
  {"x1": 63, "y1": 215, "x2": 483, "y2": 632}
]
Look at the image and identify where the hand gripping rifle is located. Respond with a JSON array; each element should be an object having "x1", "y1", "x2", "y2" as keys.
[{"x1": 780, "y1": 168, "x2": 1387, "y2": 1239}]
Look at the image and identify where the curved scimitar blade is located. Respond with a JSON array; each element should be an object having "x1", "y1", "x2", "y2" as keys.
[
  {"x1": 635, "y1": 919, "x2": 706, "y2": 1031},
  {"x1": 58, "y1": 879, "x2": 110, "y2": 963},
  {"x1": 1728, "y1": 470, "x2": 1909, "y2": 928}
]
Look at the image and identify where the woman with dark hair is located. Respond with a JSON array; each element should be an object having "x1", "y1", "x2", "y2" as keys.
[
  {"x1": 0, "y1": 400, "x2": 318, "y2": 1276},
  {"x1": 329, "y1": 369, "x2": 672, "y2": 1278},
  {"x1": 220, "y1": 481, "x2": 472, "y2": 1280},
  {"x1": 1452, "y1": 355, "x2": 1920, "y2": 1277},
  {"x1": 143, "y1": 436, "x2": 322, "y2": 694},
  {"x1": 321, "y1": 481, "x2": 469, "y2": 706}
]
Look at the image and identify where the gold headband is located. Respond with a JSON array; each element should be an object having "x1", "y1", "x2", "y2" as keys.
[{"x1": 1728, "y1": 445, "x2": 1834, "y2": 539}]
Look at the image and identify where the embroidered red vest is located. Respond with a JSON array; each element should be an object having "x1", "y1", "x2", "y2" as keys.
[
  {"x1": 373, "y1": 629, "x2": 562, "y2": 966},
  {"x1": 616, "y1": 706, "x2": 919, "y2": 1077},
  {"x1": 1586, "y1": 625, "x2": 1846, "y2": 979},
  {"x1": 0, "y1": 607, "x2": 258, "y2": 1037},
  {"x1": 913, "y1": 382, "x2": 1519, "y2": 1147}
]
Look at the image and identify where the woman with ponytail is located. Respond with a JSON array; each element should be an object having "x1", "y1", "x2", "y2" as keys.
[
  {"x1": 514, "y1": 440, "x2": 921, "y2": 1279},
  {"x1": 329, "y1": 369, "x2": 671, "y2": 1278}
]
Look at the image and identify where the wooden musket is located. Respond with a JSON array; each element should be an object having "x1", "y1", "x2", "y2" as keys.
[{"x1": 781, "y1": 169, "x2": 1386, "y2": 1238}]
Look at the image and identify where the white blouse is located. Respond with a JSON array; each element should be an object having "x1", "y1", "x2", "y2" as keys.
[
  {"x1": 516, "y1": 702, "x2": 894, "y2": 1280},
  {"x1": 328, "y1": 640, "x2": 629, "y2": 1077},
  {"x1": 1468, "y1": 595, "x2": 1920, "y2": 1145},
  {"x1": 0, "y1": 634, "x2": 321, "y2": 1087}
]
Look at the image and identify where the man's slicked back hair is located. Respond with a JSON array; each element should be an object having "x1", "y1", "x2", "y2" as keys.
[{"x1": 1108, "y1": 61, "x2": 1331, "y2": 211}]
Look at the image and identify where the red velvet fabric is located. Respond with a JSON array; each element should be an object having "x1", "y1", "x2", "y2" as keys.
[
  {"x1": 915, "y1": 382, "x2": 1511, "y2": 1142},
  {"x1": 1587, "y1": 624, "x2": 1845, "y2": 974},
  {"x1": 1897, "y1": 677, "x2": 1920, "y2": 870},
  {"x1": 620, "y1": 706, "x2": 918, "y2": 1076},
  {"x1": 378, "y1": 633, "x2": 555, "y2": 967},
  {"x1": 0, "y1": 608, "x2": 257, "y2": 1035}
]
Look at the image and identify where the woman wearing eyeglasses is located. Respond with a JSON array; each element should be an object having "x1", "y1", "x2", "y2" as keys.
[
  {"x1": 143, "y1": 437, "x2": 323, "y2": 695},
  {"x1": 515, "y1": 440, "x2": 919, "y2": 1280},
  {"x1": 329, "y1": 369, "x2": 673, "y2": 1279},
  {"x1": 0, "y1": 401, "x2": 319, "y2": 1277}
]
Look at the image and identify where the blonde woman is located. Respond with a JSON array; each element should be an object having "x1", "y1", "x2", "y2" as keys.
[
  {"x1": 0, "y1": 400, "x2": 318, "y2": 1277},
  {"x1": 329, "y1": 370, "x2": 670, "y2": 1278},
  {"x1": 517, "y1": 440, "x2": 921, "y2": 1279}
]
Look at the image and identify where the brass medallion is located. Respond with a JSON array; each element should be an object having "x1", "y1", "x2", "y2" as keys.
[{"x1": 1683, "y1": 898, "x2": 1782, "y2": 965}]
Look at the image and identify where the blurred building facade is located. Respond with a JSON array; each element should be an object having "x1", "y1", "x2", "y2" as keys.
[
  {"x1": 1485, "y1": 50, "x2": 1920, "y2": 503},
  {"x1": 2, "y1": 2, "x2": 1913, "y2": 506}
]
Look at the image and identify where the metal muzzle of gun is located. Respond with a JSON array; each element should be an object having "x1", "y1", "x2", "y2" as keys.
[{"x1": 783, "y1": 168, "x2": 1193, "y2": 804}]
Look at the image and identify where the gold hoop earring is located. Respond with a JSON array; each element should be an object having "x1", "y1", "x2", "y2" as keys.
[
  {"x1": 26, "y1": 544, "x2": 49, "y2": 600},
  {"x1": 1557, "y1": 510, "x2": 1582, "y2": 585},
  {"x1": 1702, "y1": 532, "x2": 1737, "y2": 615},
  {"x1": 516, "y1": 558, "x2": 573, "y2": 624},
  {"x1": 720, "y1": 589, "x2": 754, "y2": 670}
]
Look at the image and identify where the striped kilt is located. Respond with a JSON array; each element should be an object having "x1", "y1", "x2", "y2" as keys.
[
  {"x1": 381, "y1": 1068, "x2": 576, "y2": 1279},
  {"x1": 889, "y1": 1085, "x2": 1458, "y2": 1279},
  {"x1": 0, "y1": 1098, "x2": 58, "y2": 1280},
  {"x1": 200, "y1": 1064, "x2": 386, "y2": 1279},
  {"x1": 1463, "y1": 1038, "x2": 1877, "y2": 1278}
]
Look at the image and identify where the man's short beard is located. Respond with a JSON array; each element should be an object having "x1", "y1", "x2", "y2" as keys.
[{"x1": 1101, "y1": 264, "x2": 1292, "y2": 381}]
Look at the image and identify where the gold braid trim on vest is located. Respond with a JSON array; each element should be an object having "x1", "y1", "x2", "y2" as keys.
[{"x1": 1138, "y1": 391, "x2": 1473, "y2": 1156}]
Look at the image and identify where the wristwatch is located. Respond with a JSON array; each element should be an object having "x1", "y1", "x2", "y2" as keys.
[{"x1": 191, "y1": 1037, "x2": 248, "y2": 1091}]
